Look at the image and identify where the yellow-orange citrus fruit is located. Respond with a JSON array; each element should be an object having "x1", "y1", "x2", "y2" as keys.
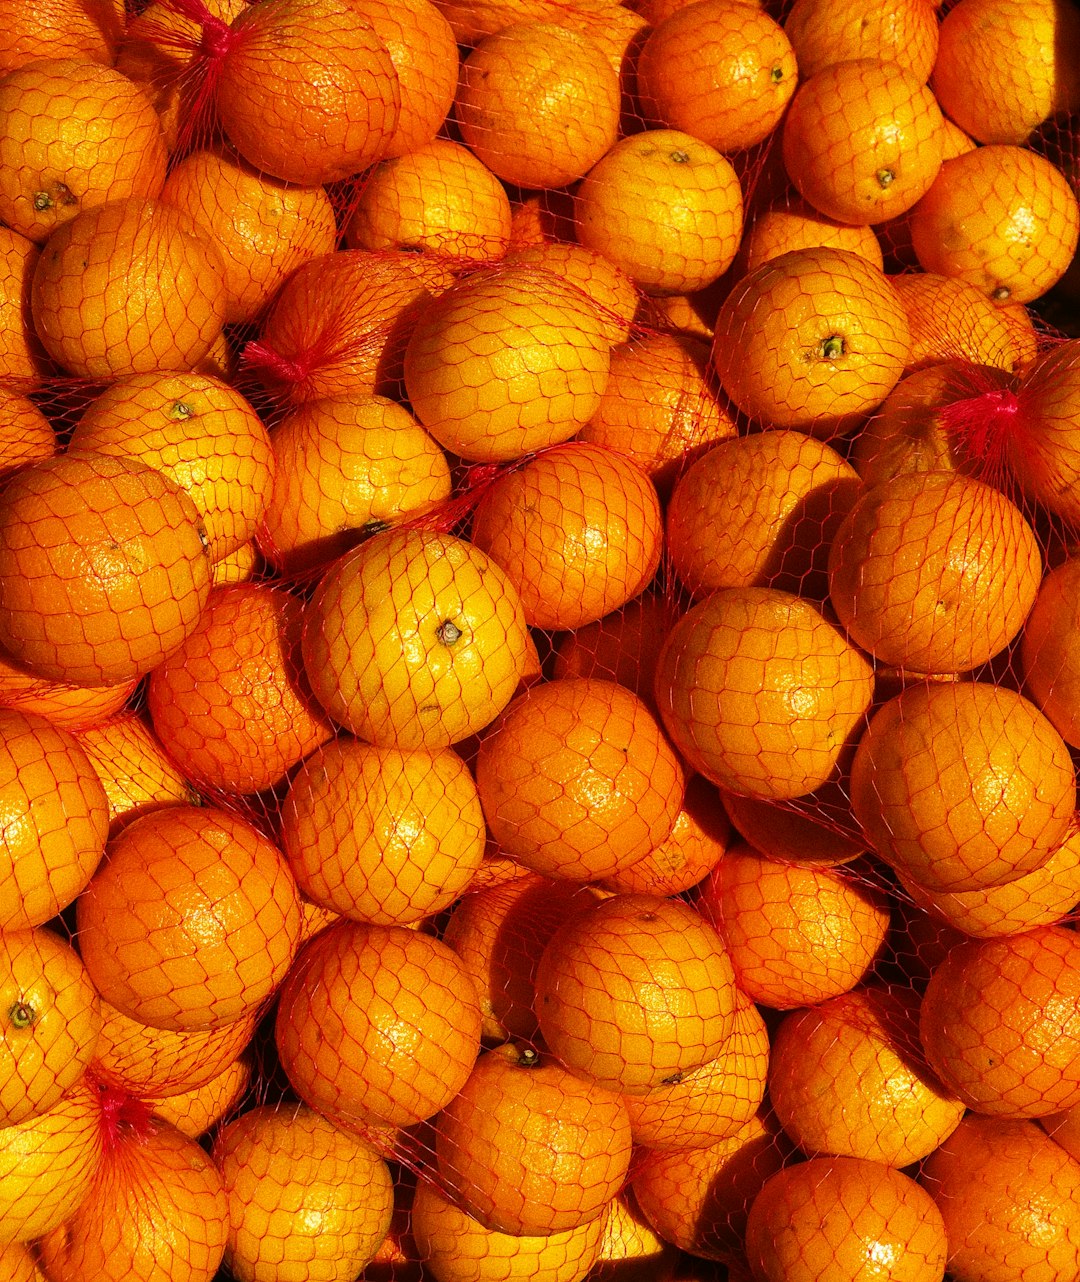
[
  {"x1": 782, "y1": 0, "x2": 940, "y2": 81},
  {"x1": 720, "y1": 787, "x2": 866, "y2": 868},
  {"x1": 0, "y1": 0, "x2": 122, "y2": 74},
  {"x1": 737, "y1": 195, "x2": 886, "y2": 277},
  {"x1": 148, "y1": 1053, "x2": 251, "y2": 1140},
  {"x1": 502, "y1": 240, "x2": 639, "y2": 346},
  {"x1": 0, "y1": 225, "x2": 50, "y2": 387},
  {"x1": 0, "y1": 387, "x2": 53, "y2": 476},
  {"x1": 551, "y1": 593, "x2": 678, "y2": 711},
  {"x1": 1006, "y1": 338, "x2": 1080, "y2": 526},
  {"x1": 0, "y1": 653, "x2": 135, "y2": 734},
  {"x1": 1022, "y1": 553, "x2": 1080, "y2": 747}
]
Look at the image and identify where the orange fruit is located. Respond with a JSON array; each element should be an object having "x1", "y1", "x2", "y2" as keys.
[
  {"x1": 637, "y1": 0, "x2": 797, "y2": 152},
  {"x1": 0, "y1": 1242, "x2": 45, "y2": 1281},
  {"x1": 1021, "y1": 553, "x2": 1080, "y2": 747},
  {"x1": 502, "y1": 240, "x2": 640, "y2": 345},
  {"x1": 1044, "y1": 1105, "x2": 1080, "y2": 1162},
  {"x1": 274, "y1": 918, "x2": 482, "y2": 1129},
  {"x1": 77, "y1": 804, "x2": 303, "y2": 1033},
  {"x1": 0, "y1": 225, "x2": 50, "y2": 388},
  {"x1": 1004, "y1": 337, "x2": 1080, "y2": 526},
  {"x1": 666, "y1": 430, "x2": 862, "y2": 601},
  {"x1": 280, "y1": 736, "x2": 487, "y2": 926},
  {"x1": 575, "y1": 128, "x2": 744, "y2": 295},
  {"x1": 434, "y1": 1042, "x2": 633, "y2": 1235},
  {"x1": 0, "y1": 0, "x2": 121, "y2": 73},
  {"x1": 534, "y1": 892, "x2": 738, "y2": 1094},
  {"x1": 711, "y1": 246, "x2": 911, "y2": 436},
  {"x1": 345, "y1": 138, "x2": 513, "y2": 260},
  {"x1": 0, "y1": 707, "x2": 108, "y2": 931},
  {"x1": 0, "y1": 58, "x2": 167, "y2": 244},
  {"x1": 146, "y1": 582, "x2": 334, "y2": 796},
  {"x1": 851, "y1": 682, "x2": 1076, "y2": 895},
  {"x1": 410, "y1": 1174, "x2": 608, "y2": 1282},
  {"x1": 0, "y1": 387, "x2": 53, "y2": 475},
  {"x1": 213, "y1": 1103, "x2": 395, "y2": 1282},
  {"x1": 654, "y1": 587, "x2": 876, "y2": 802},
  {"x1": 784, "y1": 0, "x2": 939, "y2": 81},
  {"x1": 475, "y1": 677, "x2": 685, "y2": 882},
  {"x1": 696, "y1": 844, "x2": 891, "y2": 1009},
  {"x1": 782, "y1": 60, "x2": 945, "y2": 226},
  {"x1": 736, "y1": 195, "x2": 885, "y2": 277},
  {"x1": 769, "y1": 986, "x2": 966, "y2": 1167},
  {"x1": 430, "y1": 0, "x2": 622, "y2": 44},
  {"x1": 37, "y1": 1109, "x2": 229, "y2": 1282},
  {"x1": 148, "y1": 1053, "x2": 251, "y2": 1140},
  {"x1": 0, "y1": 1075, "x2": 103, "y2": 1245},
  {"x1": 403, "y1": 264, "x2": 613, "y2": 463},
  {"x1": 0, "y1": 926, "x2": 101, "y2": 1128},
  {"x1": 890, "y1": 272, "x2": 1038, "y2": 374},
  {"x1": 921, "y1": 1114, "x2": 1080, "y2": 1282},
  {"x1": 257, "y1": 392, "x2": 451, "y2": 576},
  {"x1": 720, "y1": 788, "x2": 867, "y2": 868},
  {"x1": 576, "y1": 332, "x2": 738, "y2": 494},
  {"x1": 931, "y1": 0, "x2": 1080, "y2": 145},
  {"x1": 745, "y1": 1156, "x2": 949, "y2": 1282},
  {"x1": 213, "y1": 0, "x2": 400, "y2": 186},
  {"x1": 455, "y1": 22, "x2": 619, "y2": 190},
  {"x1": 469, "y1": 442, "x2": 662, "y2": 631},
  {"x1": 210, "y1": 539, "x2": 259, "y2": 588},
  {"x1": 159, "y1": 144, "x2": 339, "y2": 326},
  {"x1": 909, "y1": 145, "x2": 1080, "y2": 305},
  {"x1": 0, "y1": 654, "x2": 135, "y2": 733},
  {"x1": 827, "y1": 469, "x2": 1042, "y2": 673},
  {"x1": 551, "y1": 592, "x2": 679, "y2": 710},
  {"x1": 919, "y1": 925, "x2": 1080, "y2": 1118}
]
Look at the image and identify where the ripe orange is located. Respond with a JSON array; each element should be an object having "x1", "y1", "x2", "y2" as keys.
[
  {"x1": 213, "y1": 1103, "x2": 395, "y2": 1282},
  {"x1": 0, "y1": 654, "x2": 135, "y2": 733},
  {"x1": 736, "y1": 195, "x2": 885, "y2": 277},
  {"x1": 474, "y1": 677, "x2": 685, "y2": 882},
  {"x1": 920, "y1": 925, "x2": 1080, "y2": 1118},
  {"x1": 1021, "y1": 552, "x2": 1080, "y2": 746},
  {"x1": 1005, "y1": 338, "x2": 1080, "y2": 526},
  {"x1": 783, "y1": 0, "x2": 939, "y2": 81},
  {"x1": 146, "y1": 582, "x2": 334, "y2": 796},
  {"x1": 696, "y1": 844, "x2": 891, "y2": 1009},
  {"x1": 0, "y1": 1242, "x2": 44, "y2": 1281},
  {"x1": 0, "y1": 226, "x2": 49, "y2": 388},
  {"x1": 77, "y1": 804, "x2": 303, "y2": 1032},
  {"x1": 0, "y1": 707, "x2": 108, "y2": 931},
  {"x1": 0, "y1": 387, "x2": 53, "y2": 475},
  {"x1": 575, "y1": 128, "x2": 744, "y2": 295},
  {"x1": 712, "y1": 246, "x2": 911, "y2": 436},
  {"x1": 0, "y1": 0, "x2": 121, "y2": 73},
  {"x1": 430, "y1": 0, "x2": 623, "y2": 44},
  {"x1": 455, "y1": 22, "x2": 619, "y2": 190},
  {"x1": 720, "y1": 788, "x2": 866, "y2": 868},
  {"x1": 148, "y1": 1053, "x2": 251, "y2": 1139},
  {"x1": 434, "y1": 1042, "x2": 633, "y2": 1235},
  {"x1": 827, "y1": 469, "x2": 1042, "y2": 673},
  {"x1": 302, "y1": 527, "x2": 529, "y2": 749},
  {"x1": 745, "y1": 1156, "x2": 949, "y2": 1282},
  {"x1": 502, "y1": 240, "x2": 640, "y2": 345},
  {"x1": 551, "y1": 592, "x2": 679, "y2": 710},
  {"x1": 654, "y1": 587, "x2": 876, "y2": 801},
  {"x1": 274, "y1": 918, "x2": 482, "y2": 1128}
]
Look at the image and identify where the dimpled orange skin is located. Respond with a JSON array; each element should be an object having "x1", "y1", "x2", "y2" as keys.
[
  {"x1": 149, "y1": 1053, "x2": 251, "y2": 1139},
  {"x1": 0, "y1": 658, "x2": 135, "y2": 733},
  {"x1": 0, "y1": 452, "x2": 212, "y2": 687},
  {"x1": 0, "y1": 0, "x2": 121, "y2": 74},
  {"x1": 782, "y1": 0, "x2": 940, "y2": 82},
  {"x1": 711, "y1": 247, "x2": 911, "y2": 437},
  {"x1": 1022, "y1": 554, "x2": 1080, "y2": 746},
  {"x1": 736, "y1": 196, "x2": 886, "y2": 277},
  {"x1": 0, "y1": 388, "x2": 53, "y2": 476},
  {"x1": 75, "y1": 712, "x2": 196, "y2": 837},
  {"x1": 0, "y1": 225, "x2": 50, "y2": 387},
  {"x1": 654, "y1": 587, "x2": 875, "y2": 802},
  {"x1": 1007, "y1": 339, "x2": 1080, "y2": 528}
]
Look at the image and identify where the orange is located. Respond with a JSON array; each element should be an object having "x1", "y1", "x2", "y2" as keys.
[
  {"x1": 503, "y1": 240, "x2": 640, "y2": 345},
  {"x1": 736, "y1": 196, "x2": 885, "y2": 277},
  {"x1": 77, "y1": 803, "x2": 303, "y2": 1032},
  {"x1": 0, "y1": 451, "x2": 212, "y2": 687},
  {"x1": 213, "y1": 1103, "x2": 395, "y2": 1282},
  {"x1": 769, "y1": 986, "x2": 966, "y2": 1167},
  {"x1": 274, "y1": 918, "x2": 482, "y2": 1128},
  {"x1": 919, "y1": 925, "x2": 1080, "y2": 1118},
  {"x1": 0, "y1": 1242, "x2": 45, "y2": 1281},
  {"x1": 558, "y1": 3, "x2": 650, "y2": 115},
  {"x1": 346, "y1": 138, "x2": 513, "y2": 260},
  {"x1": 827, "y1": 469, "x2": 1042, "y2": 673},
  {"x1": 720, "y1": 789, "x2": 867, "y2": 868},
  {"x1": 851, "y1": 682, "x2": 1076, "y2": 895},
  {"x1": 654, "y1": 587, "x2": 876, "y2": 802},
  {"x1": 474, "y1": 677, "x2": 685, "y2": 882},
  {"x1": 745, "y1": 1156, "x2": 949, "y2": 1282},
  {"x1": 1021, "y1": 552, "x2": 1080, "y2": 746},
  {"x1": 469, "y1": 442, "x2": 663, "y2": 631},
  {"x1": 0, "y1": 58, "x2": 167, "y2": 244},
  {"x1": 280, "y1": 736, "x2": 487, "y2": 926},
  {"x1": 551, "y1": 592, "x2": 679, "y2": 710},
  {"x1": 68, "y1": 370, "x2": 275, "y2": 564},
  {"x1": 0, "y1": 927, "x2": 101, "y2": 1128},
  {"x1": 159, "y1": 144, "x2": 339, "y2": 326},
  {"x1": 711, "y1": 246, "x2": 911, "y2": 436},
  {"x1": 0, "y1": 0, "x2": 121, "y2": 73},
  {"x1": 37, "y1": 1110, "x2": 229, "y2": 1282},
  {"x1": 1005, "y1": 337, "x2": 1080, "y2": 525},
  {"x1": 430, "y1": 0, "x2": 623, "y2": 45},
  {"x1": 0, "y1": 226, "x2": 50, "y2": 389},
  {"x1": 909, "y1": 145, "x2": 1080, "y2": 305},
  {"x1": 410, "y1": 1171, "x2": 608, "y2": 1282},
  {"x1": 211, "y1": 539, "x2": 259, "y2": 588},
  {"x1": 535, "y1": 892, "x2": 738, "y2": 1094},
  {"x1": 575, "y1": 128, "x2": 744, "y2": 295},
  {"x1": 576, "y1": 332, "x2": 738, "y2": 494},
  {"x1": 455, "y1": 22, "x2": 619, "y2": 190},
  {"x1": 0, "y1": 387, "x2": 53, "y2": 475},
  {"x1": 146, "y1": 582, "x2": 334, "y2": 796},
  {"x1": 783, "y1": 0, "x2": 939, "y2": 81},
  {"x1": 1044, "y1": 1105, "x2": 1080, "y2": 1162},
  {"x1": 402, "y1": 263, "x2": 613, "y2": 463},
  {"x1": 890, "y1": 272, "x2": 1038, "y2": 374},
  {"x1": 213, "y1": 0, "x2": 400, "y2": 186},
  {"x1": 148, "y1": 1053, "x2": 251, "y2": 1140},
  {"x1": 666, "y1": 430, "x2": 862, "y2": 601},
  {"x1": 303, "y1": 527, "x2": 528, "y2": 748},
  {"x1": 0, "y1": 707, "x2": 108, "y2": 931},
  {"x1": 257, "y1": 392, "x2": 451, "y2": 576},
  {"x1": 782, "y1": 60, "x2": 945, "y2": 225},
  {"x1": 921, "y1": 1114, "x2": 1080, "y2": 1282},
  {"x1": 0, "y1": 654, "x2": 135, "y2": 733},
  {"x1": 931, "y1": 0, "x2": 1080, "y2": 145},
  {"x1": 639, "y1": 282, "x2": 725, "y2": 342},
  {"x1": 0, "y1": 1075, "x2": 103, "y2": 1245},
  {"x1": 695, "y1": 843, "x2": 891, "y2": 1009},
  {"x1": 434, "y1": 1042, "x2": 633, "y2": 1235},
  {"x1": 636, "y1": 0, "x2": 797, "y2": 152}
]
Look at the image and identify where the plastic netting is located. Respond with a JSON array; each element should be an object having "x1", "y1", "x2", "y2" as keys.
[{"x1": 2, "y1": 1, "x2": 1080, "y2": 1280}]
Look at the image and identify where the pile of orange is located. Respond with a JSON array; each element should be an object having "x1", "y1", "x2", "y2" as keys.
[{"x1": 2, "y1": 0, "x2": 1080, "y2": 1280}]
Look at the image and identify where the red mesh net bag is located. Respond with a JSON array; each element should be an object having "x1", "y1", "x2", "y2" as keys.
[{"x1": 4, "y1": 0, "x2": 1080, "y2": 1280}]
